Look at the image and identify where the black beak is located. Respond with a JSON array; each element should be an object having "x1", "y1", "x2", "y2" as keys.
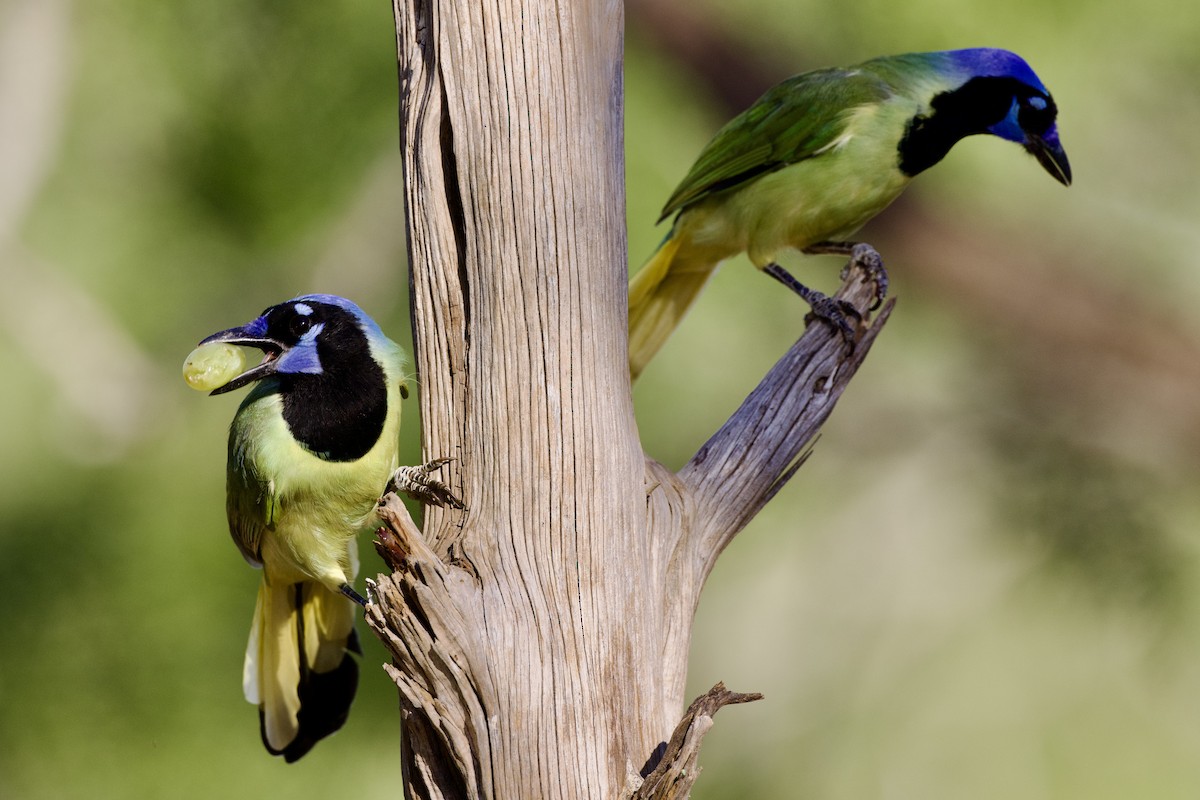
[
  {"x1": 198, "y1": 325, "x2": 285, "y2": 395},
  {"x1": 1027, "y1": 132, "x2": 1072, "y2": 186}
]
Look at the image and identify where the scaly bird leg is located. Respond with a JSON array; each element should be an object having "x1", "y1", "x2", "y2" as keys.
[
  {"x1": 763, "y1": 262, "x2": 859, "y2": 340},
  {"x1": 803, "y1": 241, "x2": 888, "y2": 311},
  {"x1": 340, "y1": 583, "x2": 368, "y2": 608},
  {"x1": 385, "y1": 457, "x2": 465, "y2": 510}
]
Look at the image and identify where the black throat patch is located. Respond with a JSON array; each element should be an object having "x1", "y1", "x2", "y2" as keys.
[
  {"x1": 897, "y1": 76, "x2": 1033, "y2": 177},
  {"x1": 278, "y1": 315, "x2": 388, "y2": 462}
]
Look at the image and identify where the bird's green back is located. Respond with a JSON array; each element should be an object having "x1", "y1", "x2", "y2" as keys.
[
  {"x1": 659, "y1": 68, "x2": 895, "y2": 221},
  {"x1": 658, "y1": 52, "x2": 974, "y2": 223}
]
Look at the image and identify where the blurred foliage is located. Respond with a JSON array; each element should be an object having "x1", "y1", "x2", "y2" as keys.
[{"x1": 2, "y1": 0, "x2": 1200, "y2": 797}]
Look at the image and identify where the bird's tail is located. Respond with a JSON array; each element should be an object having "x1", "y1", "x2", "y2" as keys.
[
  {"x1": 244, "y1": 578, "x2": 360, "y2": 762},
  {"x1": 628, "y1": 232, "x2": 718, "y2": 382}
]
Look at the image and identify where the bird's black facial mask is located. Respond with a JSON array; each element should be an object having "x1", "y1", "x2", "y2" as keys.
[{"x1": 899, "y1": 76, "x2": 1071, "y2": 185}]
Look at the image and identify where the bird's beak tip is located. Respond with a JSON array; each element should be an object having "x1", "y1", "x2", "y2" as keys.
[
  {"x1": 1028, "y1": 134, "x2": 1071, "y2": 187},
  {"x1": 1051, "y1": 158, "x2": 1072, "y2": 187}
]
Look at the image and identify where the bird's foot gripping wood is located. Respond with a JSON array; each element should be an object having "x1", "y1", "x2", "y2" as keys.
[
  {"x1": 804, "y1": 241, "x2": 889, "y2": 311},
  {"x1": 763, "y1": 262, "x2": 860, "y2": 340},
  {"x1": 385, "y1": 457, "x2": 465, "y2": 510}
]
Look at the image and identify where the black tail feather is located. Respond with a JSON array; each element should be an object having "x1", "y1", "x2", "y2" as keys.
[{"x1": 260, "y1": 584, "x2": 361, "y2": 762}]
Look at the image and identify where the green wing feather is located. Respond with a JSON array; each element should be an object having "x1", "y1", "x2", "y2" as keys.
[
  {"x1": 227, "y1": 449, "x2": 271, "y2": 568},
  {"x1": 225, "y1": 392, "x2": 281, "y2": 568},
  {"x1": 659, "y1": 67, "x2": 894, "y2": 221}
]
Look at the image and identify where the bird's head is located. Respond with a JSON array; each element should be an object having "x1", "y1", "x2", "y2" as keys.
[
  {"x1": 946, "y1": 48, "x2": 1071, "y2": 185},
  {"x1": 896, "y1": 48, "x2": 1071, "y2": 186},
  {"x1": 198, "y1": 294, "x2": 387, "y2": 396}
]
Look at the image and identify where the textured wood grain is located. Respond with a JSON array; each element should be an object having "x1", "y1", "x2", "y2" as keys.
[
  {"x1": 629, "y1": 683, "x2": 764, "y2": 800},
  {"x1": 374, "y1": 0, "x2": 892, "y2": 796}
]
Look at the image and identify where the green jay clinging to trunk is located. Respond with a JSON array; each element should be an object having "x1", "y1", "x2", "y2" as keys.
[{"x1": 190, "y1": 294, "x2": 457, "y2": 761}]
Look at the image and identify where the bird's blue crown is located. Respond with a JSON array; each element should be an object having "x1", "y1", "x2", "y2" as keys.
[
  {"x1": 944, "y1": 48, "x2": 1047, "y2": 93},
  {"x1": 294, "y1": 294, "x2": 386, "y2": 342}
]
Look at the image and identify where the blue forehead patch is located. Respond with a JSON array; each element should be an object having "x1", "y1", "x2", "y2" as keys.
[
  {"x1": 293, "y1": 303, "x2": 314, "y2": 316},
  {"x1": 244, "y1": 314, "x2": 269, "y2": 338}
]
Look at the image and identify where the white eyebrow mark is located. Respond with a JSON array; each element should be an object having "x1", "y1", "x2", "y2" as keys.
[{"x1": 294, "y1": 303, "x2": 314, "y2": 316}]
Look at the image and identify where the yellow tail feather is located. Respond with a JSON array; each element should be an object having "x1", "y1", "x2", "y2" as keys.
[
  {"x1": 244, "y1": 579, "x2": 358, "y2": 762},
  {"x1": 628, "y1": 233, "x2": 718, "y2": 382}
]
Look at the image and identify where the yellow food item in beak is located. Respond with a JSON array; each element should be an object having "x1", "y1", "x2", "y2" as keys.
[{"x1": 183, "y1": 343, "x2": 248, "y2": 392}]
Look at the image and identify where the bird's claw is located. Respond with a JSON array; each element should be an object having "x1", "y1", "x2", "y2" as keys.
[
  {"x1": 839, "y1": 243, "x2": 888, "y2": 311},
  {"x1": 386, "y1": 457, "x2": 465, "y2": 509},
  {"x1": 803, "y1": 291, "x2": 860, "y2": 340},
  {"x1": 763, "y1": 261, "x2": 859, "y2": 342},
  {"x1": 807, "y1": 240, "x2": 888, "y2": 312}
]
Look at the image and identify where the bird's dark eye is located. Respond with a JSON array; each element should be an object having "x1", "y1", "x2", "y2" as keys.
[
  {"x1": 289, "y1": 315, "x2": 313, "y2": 338},
  {"x1": 1018, "y1": 93, "x2": 1056, "y2": 133}
]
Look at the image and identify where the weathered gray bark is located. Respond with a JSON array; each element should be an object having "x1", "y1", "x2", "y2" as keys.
[{"x1": 368, "y1": 0, "x2": 892, "y2": 796}]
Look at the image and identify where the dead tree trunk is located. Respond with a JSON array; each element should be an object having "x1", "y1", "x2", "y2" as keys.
[{"x1": 366, "y1": 0, "x2": 891, "y2": 797}]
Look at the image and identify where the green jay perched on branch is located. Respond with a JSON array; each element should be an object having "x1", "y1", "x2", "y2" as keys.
[
  {"x1": 190, "y1": 294, "x2": 458, "y2": 761},
  {"x1": 628, "y1": 48, "x2": 1071, "y2": 380}
]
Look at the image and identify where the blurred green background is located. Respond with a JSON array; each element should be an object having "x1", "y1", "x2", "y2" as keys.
[{"x1": 3, "y1": 0, "x2": 1199, "y2": 797}]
